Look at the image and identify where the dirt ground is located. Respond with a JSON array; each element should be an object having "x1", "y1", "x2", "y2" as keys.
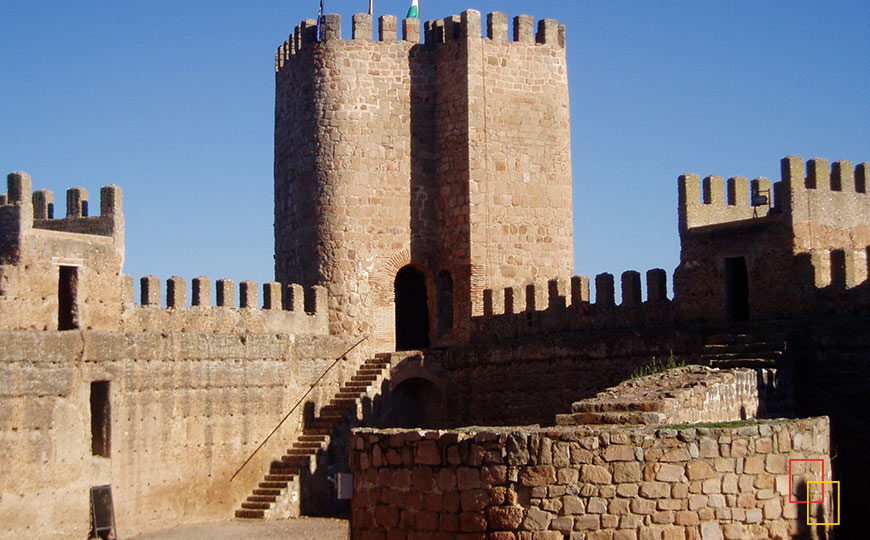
[{"x1": 124, "y1": 517, "x2": 349, "y2": 540}]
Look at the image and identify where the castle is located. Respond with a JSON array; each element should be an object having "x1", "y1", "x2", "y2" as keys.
[{"x1": 1, "y1": 8, "x2": 867, "y2": 540}]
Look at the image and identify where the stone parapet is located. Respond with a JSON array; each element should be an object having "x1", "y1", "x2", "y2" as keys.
[
  {"x1": 120, "y1": 275, "x2": 329, "y2": 335},
  {"x1": 350, "y1": 417, "x2": 833, "y2": 539},
  {"x1": 276, "y1": 10, "x2": 566, "y2": 72},
  {"x1": 556, "y1": 365, "x2": 788, "y2": 426},
  {"x1": 472, "y1": 271, "x2": 674, "y2": 341}
]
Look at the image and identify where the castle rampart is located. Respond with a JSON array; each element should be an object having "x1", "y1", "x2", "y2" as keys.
[
  {"x1": 274, "y1": 10, "x2": 572, "y2": 349},
  {"x1": 472, "y1": 269, "x2": 675, "y2": 341},
  {"x1": 0, "y1": 173, "x2": 126, "y2": 331},
  {"x1": 0, "y1": 329, "x2": 366, "y2": 538},
  {"x1": 119, "y1": 274, "x2": 329, "y2": 335},
  {"x1": 676, "y1": 155, "x2": 870, "y2": 322}
]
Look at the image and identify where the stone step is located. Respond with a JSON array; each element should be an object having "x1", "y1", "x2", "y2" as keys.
[
  {"x1": 706, "y1": 358, "x2": 779, "y2": 369},
  {"x1": 235, "y1": 509, "x2": 265, "y2": 519},
  {"x1": 706, "y1": 333, "x2": 787, "y2": 346},
  {"x1": 282, "y1": 455, "x2": 311, "y2": 464},
  {"x1": 265, "y1": 474, "x2": 295, "y2": 482},
  {"x1": 555, "y1": 410, "x2": 668, "y2": 426},
  {"x1": 357, "y1": 366, "x2": 385, "y2": 372},
  {"x1": 269, "y1": 466, "x2": 297, "y2": 475},
  {"x1": 247, "y1": 495, "x2": 277, "y2": 503},
  {"x1": 259, "y1": 481, "x2": 288, "y2": 489},
  {"x1": 292, "y1": 441, "x2": 322, "y2": 449},
  {"x1": 298, "y1": 434, "x2": 328, "y2": 442},
  {"x1": 242, "y1": 501, "x2": 272, "y2": 510},
  {"x1": 351, "y1": 375, "x2": 378, "y2": 382},
  {"x1": 703, "y1": 342, "x2": 786, "y2": 354},
  {"x1": 571, "y1": 400, "x2": 664, "y2": 413},
  {"x1": 701, "y1": 350, "x2": 782, "y2": 360}
]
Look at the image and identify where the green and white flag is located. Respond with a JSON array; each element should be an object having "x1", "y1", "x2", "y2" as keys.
[{"x1": 406, "y1": 0, "x2": 419, "y2": 19}]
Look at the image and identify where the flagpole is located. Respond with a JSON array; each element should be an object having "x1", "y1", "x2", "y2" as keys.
[
  {"x1": 369, "y1": 1, "x2": 373, "y2": 16},
  {"x1": 317, "y1": 0, "x2": 324, "y2": 40}
]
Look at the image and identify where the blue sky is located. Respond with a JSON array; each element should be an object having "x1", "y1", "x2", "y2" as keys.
[{"x1": 3, "y1": 1, "x2": 868, "y2": 296}]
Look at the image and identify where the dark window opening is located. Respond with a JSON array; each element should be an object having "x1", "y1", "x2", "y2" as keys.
[
  {"x1": 58, "y1": 265, "x2": 79, "y2": 330},
  {"x1": 90, "y1": 381, "x2": 111, "y2": 458},
  {"x1": 395, "y1": 265, "x2": 430, "y2": 350},
  {"x1": 389, "y1": 378, "x2": 445, "y2": 429},
  {"x1": 436, "y1": 271, "x2": 453, "y2": 337},
  {"x1": 725, "y1": 257, "x2": 750, "y2": 322}
]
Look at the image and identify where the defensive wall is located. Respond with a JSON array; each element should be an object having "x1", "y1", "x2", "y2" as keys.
[
  {"x1": 0, "y1": 172, "x2": 366, "y2": 537},
  {"x1": 273, "y1": 10, "x2": 573, "y2": 348},
  {"x1": 0, "y1": 328, "x2": 368, "y2": 538},
  {"x1": 350, "y1": 417, "x2": 833, "y2": 540},
  {"x1": 675, "y1": 156, "x2": 869, "y2": 322},
  {"x1": 0, "y1": 173, "x2": 330, "y2": 336}
]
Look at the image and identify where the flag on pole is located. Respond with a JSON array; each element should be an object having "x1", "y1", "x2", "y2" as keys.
[
  {"x1": 369, "y1": 1, "x2": 373, "y2": 16},
  {"x1": 406, "y1": 0, "x2": 419, "y2": 19},
  {"x1": 317, "y1": 0, "x2": 324, "y2": 39}
]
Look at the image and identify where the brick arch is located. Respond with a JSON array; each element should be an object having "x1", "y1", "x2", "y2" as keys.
[{"x1": 373, "y1": 248, "x2": 412, "y2": 305}]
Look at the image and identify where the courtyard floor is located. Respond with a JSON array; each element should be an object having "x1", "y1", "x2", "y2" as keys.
[{"x1": 125, "y1": 517, "x2": 349, "y2": 540}]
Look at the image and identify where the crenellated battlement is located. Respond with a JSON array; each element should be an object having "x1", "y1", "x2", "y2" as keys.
[
  {"x1": 275, "y1": 10, "x2": 565, "y2": 73},
  {"x1": 678, "y1": 172, "x2": 776, "y2": 232},
  {"x1": 472, "y1": 269, "x2": 674, "y2": 341},
  {"x1": 0, "y1": 172, "x2": 124, "y2": 242},
  {"x1": 121, "y1": 274, "x2": 328, "y2": 335},
  {"x1": 679, "y1": 155, "x2": 869, "y2": 237}
]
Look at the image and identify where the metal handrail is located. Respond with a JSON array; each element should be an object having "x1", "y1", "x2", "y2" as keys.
[{"x1": 230, "y1": 335, "x2": 369, "y2": 482}]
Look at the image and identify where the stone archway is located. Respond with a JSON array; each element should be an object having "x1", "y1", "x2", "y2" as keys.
[
  {"x1": 388, "y1": 377, "x2": 446, "y2": 429},
  {"x1": 395, "y1": 265, "x2": 430, "y2": 350}
]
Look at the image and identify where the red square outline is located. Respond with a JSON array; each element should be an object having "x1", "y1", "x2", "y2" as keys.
[{"x1": 789, "y1": 458, "x2": 825, "y2": 504}]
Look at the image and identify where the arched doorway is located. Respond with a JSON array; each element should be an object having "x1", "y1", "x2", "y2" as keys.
[
  {"x1": 395, "y1": 265, "x2": 430, "y2": 350},
  {"x1": 389, "y1": 377, "x2": 445, "y2": 429}
]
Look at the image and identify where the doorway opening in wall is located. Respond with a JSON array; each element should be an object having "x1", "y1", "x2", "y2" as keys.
[
  {"x1": 725, "y1": 257, "x2": 750, "y2": 322},
  {"x1": 58, "y1": 265, "x2": 79, "y2": 330},
  {"x1": 91, "y1": 381, "x2": 111, "y2": 458},
  {"x1": 436, "y1": 270, "x2": 453, "y2": 337},
  {"x1": 389, "y1": 378, "x2": 446, "y2": 429},
  {"x1": 395, "y1": 265, "x2": 430, "y2": 350}
]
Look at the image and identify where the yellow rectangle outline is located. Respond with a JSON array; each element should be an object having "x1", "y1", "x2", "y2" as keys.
[{"x1": 806, "y1": 480, "x2": 840, "y2": 526}]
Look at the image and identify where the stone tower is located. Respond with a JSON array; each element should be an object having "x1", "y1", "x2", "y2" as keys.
[{"x1": 274, "y1": 10, "x2": 574, "y2": 348}]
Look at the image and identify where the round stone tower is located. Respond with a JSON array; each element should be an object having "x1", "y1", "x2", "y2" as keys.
[{"x1": 274, "y1": 10, "x2": 574, "y2": 349}]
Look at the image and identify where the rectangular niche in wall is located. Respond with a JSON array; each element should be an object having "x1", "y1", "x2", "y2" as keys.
[
  {"x1": 90, "y1": 381, "x2": 111, "y2": 458},
  {"x1": 58, "y1": 265, "x2": 79, "y2": 330}
]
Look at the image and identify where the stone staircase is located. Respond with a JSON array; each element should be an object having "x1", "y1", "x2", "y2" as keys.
[
  {"x1": 234, "y1": 353, "x2": 392, "y2": 519},
  {"x1": 700, "y1": 332, "x2": 788, "y2": 368}
]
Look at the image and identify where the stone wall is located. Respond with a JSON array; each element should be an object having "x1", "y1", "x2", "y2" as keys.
[
  {"x1": 556, "y1": 366, "x2": 785, "y2": 427},
  {"x1": 441, "y1": 327, "x2": 702, "y2": 427},
  {"x1": 350, "y1": 417, "x2": 833, "y2": 540},
  {"x1": 120, "y1": 275, "x2": 329, "y2": 335},
  {"x1": 0, "y1": 330, "x2": 367, "y2": 538}
]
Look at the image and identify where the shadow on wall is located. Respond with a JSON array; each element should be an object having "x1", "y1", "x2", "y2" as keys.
[
  {"x1": 297, "y1": 372, "x2": 448, "y2": 517},
  {"x1": 793, "y1": 479, "x2": 834, "y2": 540}
]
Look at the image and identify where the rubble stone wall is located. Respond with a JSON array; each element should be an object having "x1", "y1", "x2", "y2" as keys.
[{"x1": 350, "y1": 417, "x2": 833, "y2": 540}]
